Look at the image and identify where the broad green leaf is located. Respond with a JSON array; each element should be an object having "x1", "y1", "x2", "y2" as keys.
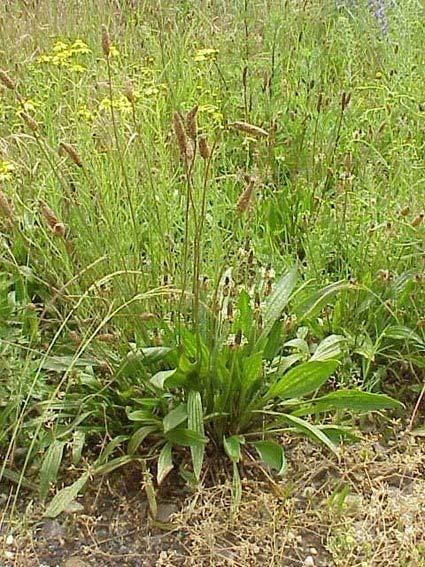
[
  {"x1": 223, "y1": 435, "x2": 245, "y2": 463},
  {"x1": 41, "y1": 355, "x2": 97, "y2": 372},
  {"x1": 242, "y1": 352, "x2": 263, "y2": 389},
  {"x1": 150, "y1": 368, "x2": 177, "y2": 389},
  {"x1": 163, "y1": 404, "x2": 188, "y2": 433},
  {"x1": 98, "y1": 435, "x2": 128, "y2": 465},
  {"x1": 128, "y1": 425, "x2": 157, "y2": 454},
  {"x1": 268, "y1": 360, "x2": 338, "y2": 400},
  {"x1": 187, "y1": 391, "x2": 205, "y2": 482},
  {"x1": 71, "y1": 429, "x2": 86, "y2": 466},
  {"x1": 253, "y1": 440, "x2": 286, "y2": 475},
  {"x1": 234, "y1": 289, "x2": 253, "y2": 338},
  {"x1": 45, "y1": 472, "x2": 89, "y2": 518},
  {"x1": 296, "y1": 281, "x2": 352, "y2": 322},
  {"x1": 0, "y1": 468, "x2": 38, "y2": 491},
  {"x1": 157, "y1": 442, "x2": 173, "y2": 485},
  {"x1": 383, "y1": 326, "x2": 424, "y2": 346},
  {"x1": 40, "y1": 440, "x2": 66, "y2": 501},
  {"x1": 139, "y1": 346, "x2": 173, "y2": 361},
  {"x1": 311, "y1": 335, "x2": 346, "y2": 361},
  {"x1": 282, "y1": 414, "x2": 338, "y2": 454},
  {"x1": 284, "y1": 338, "x2": 310, "y2": 355},
  {"x1": 260, "y1": 266, "x2": 297, "y2": 339},
  {"x1": 94, "y1": 455, "x2": 133, "y2": 475},
  {"x1": 126, "y1": 408, "x2": 157, "y2": 422},
  {"x1": 304, "y1": 390, "x2": 403, "y2": 413},
  {"x1": 317, "y1": 425, "x2": 360, "y2": 444},
  {"x1": 165, "y1": 428, "x2": 207, "y2": 447}
]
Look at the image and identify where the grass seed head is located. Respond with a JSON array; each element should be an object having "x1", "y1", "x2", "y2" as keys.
[
  {"x1": 101, "y1": 25, "x2": 110, "y2": 57},
  {"x1": 59, "y1": 141, "x2": 83, "y2": 167},
  {"x1": 411, "y1": 213, "x2": 424, "y2": 228},
  {"x1": 186, "y1": 105, "x2": 199, "y2": 141},
  {"x1": 0, "y1": 69, "x2": 16, "y2": 90},
  {"x1": 21, "y1": 112, "x2": 38, "y2": 132},
  {"x1": 40, "y1": 201, "x2": 66, "y2": 237},
  {"x1": 199, "y1": 136, "x2": 210, "y2": 160},
  {"x1": 231, "y1": 121, "x2": 268, "y2": 138},
  {"x1": 236, "y1": 177, "x2": 255, "y2": 214},
  {"x1": 173, "y1": 111, "x2": 188, "y2": 159},
  {"x1": 124, "y1": 80, "x2": 136, "y2": 104},
  {"x1": 0, "y1": 190, "x2": 14, "y2": 221}
]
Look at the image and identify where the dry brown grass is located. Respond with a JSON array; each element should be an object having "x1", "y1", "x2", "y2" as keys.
[{"x1": 1, "y1": 430, "x2": 423, "y2": 567}]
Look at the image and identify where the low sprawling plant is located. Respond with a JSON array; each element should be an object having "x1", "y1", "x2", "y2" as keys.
[{"x1": 34, "y1": 267, "x2": 402, "y2": 518}]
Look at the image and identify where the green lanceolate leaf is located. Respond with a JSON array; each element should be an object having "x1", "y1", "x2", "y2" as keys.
[
  {"x1": 157, "y1": 442, "x2": 173, "y2": 485},
  {"x1": 71, "y1": 431, "x2": 85, "y2": 466},
  {"x1": 231, "y1": 461, "x2": 242, "y2": 519},
  {"x1": 150, "y1": 368, "x2": 177, "y2": 389},
  {"x1": 163, "y1": 404, "x2": 188, "y2": 433},
  {"x1": 253, "y1": 440, "x2": 286, "y2": 475},
  {"x1": 260, "y1": 266, "x2": 297, "y2": 340},
  {"x1": 165, "y1": 427, "x2": 207, "y2": 447},
  {"x1": 40, "y1": 440, "x2": 66, "y2": 501},
  {"x1": 282, "y1": 414, "x2": 338, "y2": 454},
  {"x1": 187, "y1": 391, "x2": 205, "y2": 482},
  {"x1": 299, "y1": 390, "x2": 404, "y2": 414},
  {"x1": 383, "y1": 325, "x2": 425, "y2": 346},
  {"x1": 94, "y1": 455, "x2": 134, "y2": 475},
  {"x1": 223, "y1": 435, "x2": 245, "y2": 463},
  {"x1": 267, "y1": 360, "x2": 338, "y2": 400},
  {"x1": 311, "y1": 335, "x2": 346, "y2": 361},
  {"x1": 45, "y1": 472, "x2": 90, "y2": 518},
  {"x1": 98, "y1": 435, "x2": 128, "y2": 465},
  {"x1": 296, "y1": 281, "x2": 352, "y2": 322},
  {"x1": 128, "y1": 425, "x2": 157, "y2": 454}
]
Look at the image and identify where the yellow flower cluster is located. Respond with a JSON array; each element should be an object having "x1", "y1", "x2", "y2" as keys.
[
  {"x1": 38, "y1": 38, "x2": 91, "y2": 72},
  {"x1": 194, "y1": 48, "x2": 219, "y2": 62},
  {"x1": 0, "y1": 161, "x2": 16, "y2": 182}
]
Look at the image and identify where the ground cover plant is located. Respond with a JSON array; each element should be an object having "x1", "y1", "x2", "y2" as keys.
[{"x1": 0, "y1": 0, "x2": 424, "y2": 558}]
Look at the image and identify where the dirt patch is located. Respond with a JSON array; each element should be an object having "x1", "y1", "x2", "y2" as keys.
[{"x1": 1, "y1": 430, "x2": 424, "y2": 566}]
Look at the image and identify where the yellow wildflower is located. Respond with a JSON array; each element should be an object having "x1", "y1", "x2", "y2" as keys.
[{"x1": 194, "y1": 48, "x2": 219, "y2": 62}]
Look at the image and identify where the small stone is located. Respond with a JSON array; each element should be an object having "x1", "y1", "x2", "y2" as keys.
[
  {"x1": 310, "y1": 547, "x2": 318, "y2": 555},
  {"x1": 64, "y1": 500, "x2": 84, "y2": 514},
  {"x1": 304, "y1": 556, "x2": 315, "y2": 567},
  {"x1": 155, "y1": 502, "x2": 178, "y2": 523},
  {"x1": 64, "y1": 558, "x2": 88, "y2": 567},
  {"x1": 6, "y1": 534, "x2": 14, "y2": 545},
  {"x1": 41, "y1": 519, "x2": 66, "y2": 542},
  {"x1": 4, "y1": 550, "x2": 14, "y2": 559}
]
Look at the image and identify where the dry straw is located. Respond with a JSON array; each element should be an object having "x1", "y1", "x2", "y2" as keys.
[
  {"x1": 231, "y1": 121, "x2": 268, "y2": 138},
  {"x1": 59, "y1": 141, "x2": 83, "y2": 167}
]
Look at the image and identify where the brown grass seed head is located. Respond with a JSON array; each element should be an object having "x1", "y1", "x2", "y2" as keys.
[
  {"x1": 236, "y1": 177, "x2": 255, "y2": 214},
  {"x1": 101, "y1": 25, "x2": 110, "y2": 57},
  {"x1": 124, "y1": 80, "x2": 136, "y2": 104},
  {"x1": 39, "y1": 201, "x2": 66, "y2": 237},
  {"x1": 231, "y1": 121, "x2": 268, "y2": 138},
  {"x1": 412, "y1": 213, "x2": 424, "y2": 228},
  {"x1": 199, "y1": 136, "x2": 210, "y2": 160},
  {"x1": 173, "y1": 111, "x2": 188, "y2": 158},
  {"x1": 0, "y1": 190, "x2": 14, "y2": 221},
  {"x1": 59, "y1": 141, "x2": 83, "y2": 167},
  {"x1": 186, "y1": 105, "x2": 199, "y2": 141},
  {"x1": 0, "y1": 69, "x2": 16, "y2": 90},
  {"x1": 22, "y1": 112, "x2": 38, "y2": 132}
]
